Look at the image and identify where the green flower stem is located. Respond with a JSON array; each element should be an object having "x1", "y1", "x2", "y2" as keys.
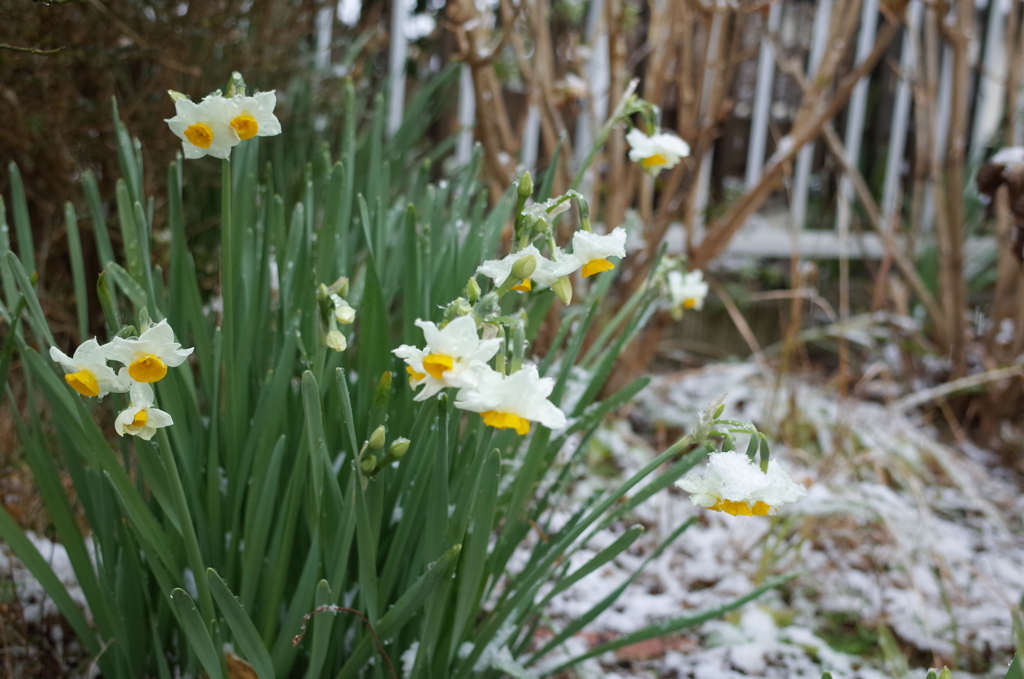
[
  {"x1": 568, "y1": 78, "x2": 641, "y2": 193},
  {"x1": 495, "y1": 273, "x2": 522, "y2": 298},
  {"x1": 495, "y1": 325, "x2": 507, "y2": 375},
  {"x1": 510, "y1": 320, "x2": 526, "y2": 373}
]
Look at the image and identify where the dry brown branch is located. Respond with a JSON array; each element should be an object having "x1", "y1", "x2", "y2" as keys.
[
  {"x1": 691, "y1": 9, "x2": 906, "y2": 269},
  {"x1": 604, "y1": 0, "x2": 629, "y2": 230},
  {"x1": 525, "y1": 0, "x2": 573, "y2": 192},
  {"x1": 1000, "y1": 0, "x2": 1023, "y2": 143},
  {"x1": 448, "y1": 0, "x2": 518, "y2": 195},
  {"x1": 984, "y1": 186, "x2": 1021, "y2": 353},
  {"x1": 818, "y1": 124, "x2": 946, "y2": 328},
  {"x1": 936, "y1": 0, "x2": 972, "y2": 375}
]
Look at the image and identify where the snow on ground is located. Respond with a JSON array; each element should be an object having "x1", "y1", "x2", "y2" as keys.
[
  {"x1": 529, "y1": 363, "x2": 1023, "y2": 678},
  {"x1": 0, "y1": 532, "x2": 90, "y2": 625}
]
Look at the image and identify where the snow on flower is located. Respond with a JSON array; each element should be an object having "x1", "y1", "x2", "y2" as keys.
[
  {"x1": 571, "y1": 227, "x2": 627, "y2": 278},
  {"x1": 676, "y1": 451, "x2": 805, "y2": 516},
  {"x1": 164, "y1": 96, "x2": 241, "y2": 160},
  {"x1": 667, "y1": 269, "x2": 708, "y2": 319},
  {"x1": 49, "y1": 339, "x2": 128, "y2": 398},
  {"x1": 455, "y1": 364, "x2": 566, "y2": 435},
  {"x1": 103, "y1": 319, "x2": 194, "y2": 384},
  {"x1": 626, "y1": 128, "x2": 691, "y2": 174},
  {"x1": 393, "y1": 315, "x2": 502, "y2": 401},
  {"x1": 222, "y1": 91, "x2": 282, "y2": 141},
  {"x1": 477, "y1": 245, "x2": 578, "y2": 291},
  {"x1": 114, "y1": 377, "x2": 174, "y2": 441}
]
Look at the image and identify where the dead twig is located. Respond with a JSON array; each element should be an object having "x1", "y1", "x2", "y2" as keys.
[
  {"x1": 710, "y1": 280, "x2": 770, "y2": 375},
  {"x1": 0, "y1": 43, "x2": 63, "y2": 55},
  {"x1": 292, "y1": 605, "x2": 397, "y2": 679},
  {"x1": 890, "y1": 365, "x2": 1024, "y2": 412}
]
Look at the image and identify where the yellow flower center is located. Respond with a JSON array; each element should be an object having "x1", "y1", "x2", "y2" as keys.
[
  {"x1": 230, "y1": 114, "x2": 259, "y2": 140},
  {"x1": 184, "y1": 123, "x2": 214, "y2": 149},
  {"x1": 512, "y1": 279, "x2": 532, "y2": 292},
  {"x1": 482, "y1": 411, "x2": 531, "y2": 435},
  {"x1": 683, "y1": 298, "x2": 698, "y2": 309},
  {"x1": 131, "y1": 409, "x2": 148, "y2": 428},
  {"x1": 581, "y1": 258, "x2": 615, "y2": 278},
  {"x1": 641, "y1": 153, "x2": 668, "y2": 169},
  {"x1": 128, "y1": 354, "x2": 168, "y2": 383},
  {"x1": 65, "y1": 370, "x2": 99, "y2": 398},
  {"x1": 406, "y1": 365, "x2": 426, "y2": 385},
  {"x1": 422, "y1": 353, "x2": 454, "y2": 380},
  {"x1": 708, "y1": 499, "x2": 772, "y2": 516}
]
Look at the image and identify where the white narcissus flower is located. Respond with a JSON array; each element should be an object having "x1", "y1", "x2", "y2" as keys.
[
  {"x1": 49, "y1": 339, "x2": 128, "y2": 398},
  {"x1": 223, "y1": 91, "x2": 282, "y2": 141},
  {"x1": 477, "y1": 245, "x2": 578, "y2": 292},
  {"x1": 455, "y1": 364, "x2": 566, "y2": 435},
  {"x1": 393, "y1": 315, "x2": 502, "y2": 401},
  {"x1": 571, "y1": 227, "x2": 627, "y2": 278},
  {"x1": 676, "y1": 451, "x2": 806, "y2": 516},
  {"x1": 626, "y1": 128, "x2": 691, "y2": 174},
  {"x1": 114, "y1": 377, "x2": 174, "y2": 441},
  {"x1": 667, "y1": 269, "x2": 708, "y2": 319},
  {"x1": 165, "y1": 96, "x2": 240, "y2": 160},
  {"x1": 103, "y1": 319, "x2": 194, "y2": 384}
]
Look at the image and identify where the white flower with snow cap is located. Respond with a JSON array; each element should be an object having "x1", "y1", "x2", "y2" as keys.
[
  {"x1": 676, "y1": 451, "x2": 805, "y2": 516},
  {"x1": 455, "y1": 364, "x2": 566, "y2": 435},
  {"x1": 393, "y1": 315, "x2": 502, "y2": 401},
  {"x1": 165, "y1": 96, "x2": 240, "y2": 160},
  {"x1": 103, "y1": 319, "x2": 194, "y2": 384},
  {"x1": 50, "y1": 339, "x2": 128, "y2": 399},
  {"x1": 667, "y1": 269, "x2": 708, "y2": 319},
  {"x1": 477, "y1": 245, "x2": 578, "y2": 292},
  {"x1": 571, "y1": 227, "x2": 627, "y2": 278},
  {"x1": 222, "y1": 91, "x2": 282, "y2": 141},
  {"x1": 626, "y1": 128, "x2": 691, "y2": 174},
  {"x1": 114, "y1": 377, "x2": 174, "y2": 441}
]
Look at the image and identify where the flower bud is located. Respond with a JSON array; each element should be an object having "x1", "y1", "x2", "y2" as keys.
[
  {"x1": 325, "y1": 329, "x2": 347, "y2": 352},
  {"x1": 328, "y1": 276, "x2": 350, "y2": 298},
  {"x1": 389, "y1": 437, "x2": 410, "y2": 459},
  {"x1": 552, "y1": 276, "x2": 573, "y2": 305},
  {"x1": 510, "y1": 254, "x2": 537, "y2": 281},
  {"x1": 360, "y1": 455, "x2": 377, "y2": 473},
  {"x1": 577, "y1": 196, "x2": 592, "y2": 232},
  {"x1": 226, "y1": 71, "x2": 246, "y2": 98},
  {"x1": 334, "y1": 301, "x2": 356, "y2": 324},
  {"x1": 317, "y1": 283, "x2": 331, "y2": 303},
  {"x1": 168, "y1": 90, "x2": 189, "y2": 103},
  {"x1": 368, "y1": 425, "x2": 386, "y2": 451},
  {"x1": 465, "y1": 278, "x2": 481, "y2": 303},
  {"x1": 517, "y1": 172, "x2": 533, "y2": 198},
  {"x1": 576, "y1": 195, "x2": 590, "y2": 221}
]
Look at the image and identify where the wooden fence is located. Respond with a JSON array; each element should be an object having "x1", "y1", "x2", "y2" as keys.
[{"x1": 380, "y1": 0, "x2": 1019, "y2": 260}]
